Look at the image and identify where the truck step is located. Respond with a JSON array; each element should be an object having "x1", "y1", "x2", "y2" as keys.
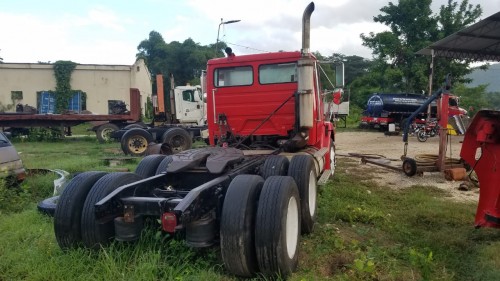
[{"x1": 317, "y1": 169, "x2": 331, "y2": 186}]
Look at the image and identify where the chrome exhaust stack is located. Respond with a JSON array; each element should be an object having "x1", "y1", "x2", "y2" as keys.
[
  {"x1": 301, "y1": 2, "x2": 315, "y2": 56},
  {"x1": 298, "y1": 2, "x2": 315, "y2": 129},
  {"x1": 286, "y1": 2, "x2": 315, "y2": 152}
]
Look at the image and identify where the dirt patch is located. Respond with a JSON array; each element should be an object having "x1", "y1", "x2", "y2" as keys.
[{"x1": 335, "y1": 131, "x2": 479, "y2": 203}]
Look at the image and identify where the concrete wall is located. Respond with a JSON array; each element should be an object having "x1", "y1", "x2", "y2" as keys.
[{"x1": 0, "y1": 59, "x2": 152, "y2": 115}]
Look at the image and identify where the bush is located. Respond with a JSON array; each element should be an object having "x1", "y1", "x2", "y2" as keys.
[{"x1": 0, "y1": 179, "x2": 31, "y2": 213}]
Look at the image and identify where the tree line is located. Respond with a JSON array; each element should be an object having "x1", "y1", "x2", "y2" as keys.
[{"x1": 136, "y1": 0, "x2": 498, "y2": 116}]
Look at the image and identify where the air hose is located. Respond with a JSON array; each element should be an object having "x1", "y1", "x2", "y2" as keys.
[{"x1": 413, "y1": 154, "x2": 462, "y2": 167}]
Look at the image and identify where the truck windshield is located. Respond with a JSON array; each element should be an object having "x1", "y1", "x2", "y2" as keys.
[
  {"x1": 214, "y1": 66, "x2": 253, "y2": 87},
  {"x1": 259, "y1": 62, "x2": 297, "y2": 84}
]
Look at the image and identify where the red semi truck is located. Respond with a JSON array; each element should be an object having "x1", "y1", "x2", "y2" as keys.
[{"x1": 52, "y1": 2, "x2": 337, "y2": 278}]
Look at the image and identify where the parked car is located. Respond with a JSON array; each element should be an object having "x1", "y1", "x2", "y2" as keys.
[{"x1": 0, "y1": 131, "x2": 26, "y2": 184}]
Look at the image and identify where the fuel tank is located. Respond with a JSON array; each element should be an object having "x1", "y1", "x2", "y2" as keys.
[{"x1": 365, "y1": 93, "x2": 433, "y2": 117}]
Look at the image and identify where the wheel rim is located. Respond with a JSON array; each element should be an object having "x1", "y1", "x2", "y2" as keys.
[
  {"x1": 171, "y1": 135, "x2": 187, "y2": 152},
  {"x1": 403, "y1": 161, "x2": 411, "y2": 173},
  {"x1": 101, "y1": 128, "x2": 113, "y2": 141},
  {"x1": 128, "y1": 136, "x2": 148, "y2": 154},
  {"x1": 286, "y1": 196, "x2": 299, "y2": 259},
  {"x1": 308, "y1": 170, "x2": 317, "y2": 217},
  {"x1": 330, "y1": 145, "x2": 336, "y2": 175},
  {"x1": 418, "y1": 132, "x2": 426, "y2": 141}
]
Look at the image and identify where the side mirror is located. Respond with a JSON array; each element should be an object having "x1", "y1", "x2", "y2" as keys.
[
  {"x1": 335, "y1": 63, "x2": 344, "y2": 88},
  {"x1": 332, "y1": 89, "x2": 343, "y2": 105}
]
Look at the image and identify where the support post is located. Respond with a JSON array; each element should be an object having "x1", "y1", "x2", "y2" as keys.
[{"x1": 437, "y1": 93, "x2": 450, "y2": 171}]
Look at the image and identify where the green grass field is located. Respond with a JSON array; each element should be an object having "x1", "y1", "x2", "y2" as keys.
[{"x1": 0, "y1": 137, "x2": 499, "y2": 280}]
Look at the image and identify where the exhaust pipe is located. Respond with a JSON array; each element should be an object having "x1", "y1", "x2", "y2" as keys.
[
  {"x1": 284, "y1": 1, "x2": 315, "y2": 151},
  {"x1": 301, "y1": 2, "x2": 315, "y2": 55}
]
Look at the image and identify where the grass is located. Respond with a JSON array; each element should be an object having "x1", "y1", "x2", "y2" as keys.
[{"x1": 0, "y1": 138, "x2": 499, "y2": 280}]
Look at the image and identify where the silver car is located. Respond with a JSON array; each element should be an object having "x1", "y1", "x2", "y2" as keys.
[{"x1": 0, "y1": 132, "x2": 26, "y2": 184}]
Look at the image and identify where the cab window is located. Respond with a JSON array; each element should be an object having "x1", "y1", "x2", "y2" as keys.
[
  {"x1": 182, "y1": 90, "x2": 195, "y2": 102},
  {"x1": 259, "y1": 62, "x2": 297, "y2": 84},
  {"x1": 214, "y1": 66, "x2": 253, "y2": 87}
]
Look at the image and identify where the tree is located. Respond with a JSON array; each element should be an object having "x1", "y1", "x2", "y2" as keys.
[
  {"x1": 137, "y1": 31, "x2": 218, "y2": 116},
  {"x1": 453, "y1": 83, "x2": 488, "y2": 117},
  {"x1": 360, "y1": 0, "x2": 482, "y2": 94},
  {"x1": 137, "y1": 31, "x2": 169, "y2": 79},
  {"x1": 137, "y1": 31, "x2": 218, "y2": 87},
  {"x1": 432, "y1": 0, "x2": 482, "y2": 88},
  {"x1": 328, "y1": 53, "x2": 374, "y2": 86}
]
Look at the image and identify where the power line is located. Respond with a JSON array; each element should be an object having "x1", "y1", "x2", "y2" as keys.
[{"x1": 224, "y1": 41, "x2": 271, "y2": 53}]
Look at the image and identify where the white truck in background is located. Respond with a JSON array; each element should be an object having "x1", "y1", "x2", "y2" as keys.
[{"x1": 113, "y1": 74, "x2": 208, "y2": 156}]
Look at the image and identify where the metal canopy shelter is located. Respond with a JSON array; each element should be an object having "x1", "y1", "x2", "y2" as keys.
[
  {"x1": 412, "y1": 11, "x2": 500, "y2": 173},
  {"x1": 417, "y1": 11, "x2": 500, "y2": 61}
]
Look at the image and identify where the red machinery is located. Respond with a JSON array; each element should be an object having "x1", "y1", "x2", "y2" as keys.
[
  {"x1": 401, "y1": 84, "x2": 465, "y2": 176},
  {"x1": 460, "y1": 110, "x2": 500, "y2": 228}
]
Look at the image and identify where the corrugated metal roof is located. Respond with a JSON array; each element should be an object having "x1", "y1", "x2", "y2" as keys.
[{"x1": 417, "y1": 11, "x2": 500, "y2": 61}]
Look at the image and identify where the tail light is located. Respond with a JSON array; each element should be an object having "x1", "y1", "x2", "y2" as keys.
[{"x1": 161, "y1": 212, "x2": 177, "y2": 233}]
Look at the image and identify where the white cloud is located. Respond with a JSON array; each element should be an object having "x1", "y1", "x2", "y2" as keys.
[{"x1": 0, "y1": 0, "x2": 498, "y2": 64}]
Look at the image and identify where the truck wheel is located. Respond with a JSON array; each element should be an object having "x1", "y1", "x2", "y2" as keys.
[
  {"x1": 121, "y1": 128, "x2": 153, "y2": 156},
  {"x1": 288, "y1": 155, "x2": 317, "y2": 234},
  {"x1": 155, "y1": 156, "x2": 174, "y2": 175},
  {"x1": 221, "y1": 175, "x2": 264, "y2": 277},
  {"x1": 54, "y1": 171, "x2": 107, "y2": 250},
  {"x1": 402, "y1": 158, "x2": 418, "y2": 177},
  {"x1": 135, "y1": 155, "x2": 166, "y2": 178},
  {"x1": 255, "y1": 176, "x2": 300, "y2": 278},
  {"x1": 417, "y1": 131, "x2": 428, "y2": 142},
  {"x1": 261, "y1": 155, "x2": 289, "y2": 179},
  {"x1": 37, "y1": 195, "x2": 59, "y2": 217},
  {"x1": 161, "y1": 128, "x2": 192, "y2": 154},
  {"x1": 96, "y1": 123, "x2": 119, "y2": 143},
  {"x1": 81, "y1": 172, "x2": 143, "y2": 249},
  {"x1": 329, "y1": 139, "x2": 336, "y2": 178}
]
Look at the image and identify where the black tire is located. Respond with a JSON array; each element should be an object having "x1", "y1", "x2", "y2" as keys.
[
  {"x1": 120, "y1": 128, "x2": 154, "y2": 156},
  {"x1": 96, "y1": 123, "x2": 119, "y2": 143},
  {"x1": 403, "y1": 158, "x2": 418, "y2": 177},
  {"x1": 81, "y1": 172, "x2": 143, "y2": 249},
  {"x1": 37, "y1": 195, "x2": 59, "y2": 217},
  {"x1": 54, "y1": 171, "x2": 108, "y2": 249},
  {"x1": 417, "y1": 131, "x2": 427, "y2": 142},
  {"x1": 220, "y1": 175, "x2": 264, "y2": 277},
  {"x1": 161, "y1": 128, "x2": 192, "y2": 154},
  {"x1": 261, "y1": 155, "x2": 289, "y2": 179},
  {"x1": 255, "y1": 176, "x2": 300, "y2": 278},
  {"x1": 135, "y1": 155, "x2": 167, "y2": 178},
  {"x1": 155, "y1": 156, "x2": 174, "y2": 175},
  {"x1": 288, "y1": 154, "x2": 317, "y2": 234},
  {"x1": 123, "y1": 124, "x2": 145, "y2": 130}
]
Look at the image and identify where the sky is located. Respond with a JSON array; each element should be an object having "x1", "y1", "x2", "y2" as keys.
[{"x1": 1, "y1": 0, "x2": 499, "y2": 65}]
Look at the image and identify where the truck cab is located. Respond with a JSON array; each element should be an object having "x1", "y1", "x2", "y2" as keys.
[
  {"x1": 173, "y1": 85, "x2": 205, "y2": 126},
  {"x1": 206, "y1": 51, "x2": 333, "y2": 153}
]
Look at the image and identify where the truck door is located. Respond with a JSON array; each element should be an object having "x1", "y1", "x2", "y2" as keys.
[{"x1": 175, "y1": 87, "x2": 204, "y2": 125}]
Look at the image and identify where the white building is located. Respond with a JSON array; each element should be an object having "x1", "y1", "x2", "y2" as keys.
[{"x1": 0, "y1": 59, "x2": 152, "y2": 115}]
